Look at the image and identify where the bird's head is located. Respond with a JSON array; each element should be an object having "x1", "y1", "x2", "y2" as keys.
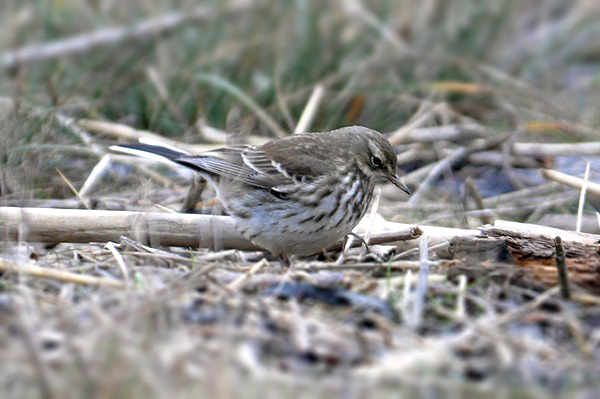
[{"x1": 339, "y1": 126, "x2": 411, "y2": 195}]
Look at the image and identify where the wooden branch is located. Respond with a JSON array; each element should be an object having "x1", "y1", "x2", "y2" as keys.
[
  {"x1": 513, "y1": 142, "x2": 600, "y2": 157},
  {"x1": 482, "y1": 219, "x2": 600, "y2": 246},
  {"x1": 542, "y1": 169, "x2": 600, "y2": 197},
  {"x1": 0, "y1": 207, "x2": 259, "y2": 250},
  {"x1": 553, "y1": 236, "x2": 571, "y2": 299},
  {"x1": 326, "y1": 226, "x2": 423, "y2": 252},
  {"x1": 0, "y1": 208, "x2": 429, "y2": 251},
  {"x1": 479, "y1": 220, "x2": 600, "y2": 293}
]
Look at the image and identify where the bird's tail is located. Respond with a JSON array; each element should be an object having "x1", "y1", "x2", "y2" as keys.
[{"x1": 109, "y1": 138, "x2": 190, "y2": 163}]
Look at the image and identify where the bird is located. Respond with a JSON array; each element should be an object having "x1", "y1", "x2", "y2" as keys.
[{"x1": 110, "y1": 126, "x2": 410, "y2": 260}]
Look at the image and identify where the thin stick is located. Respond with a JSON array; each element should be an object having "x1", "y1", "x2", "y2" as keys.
[
  {"x1": 328, "y1": 226, "x2": 422, "y2": 252},
  {"x1": 514, "y1": 142, "x2": 600, "y2": 157},
  {"x1": 0, "y1": 258, "x2": 126, "y2": 288},
  {"x1": 55, "y1": 113, "x2": 102, "y2": 153},
  {"x1": 408, "y1": 147, "x2": 467, "y2": 204},
  {"x1": 576, "y1": 162, "x2": 590, "y2": 233},
  {"x1": 55, "y1": 168, "x2": 91, "y2": 210},
  {"x1": 227, "y1": 258, "x2": 268, "y2": 291},
  {"x1": 542, "y1": 168, "x2": 600, "y2": 197},
  {"x1": 389, "y1": 103, "x2": 446, "y2": 145},
  {"x1": 553, "y1": 236, "x2": 570, "y2": 300},
  {"x1": 335, "y1": 234, "x2": 355, "y2": 266},
  {"x1": 105, "y1": 242, "x2": 130, "y2": 285},
  {"x1": 465, "y1": 177, "x2": 493, "y2": 225},
  {"x1": 154, "y1": 204, "x2": 178, "y2": 214},
  {"x1": 79, "y1": 154, "x2": 111, "y2": 197},
  {"x1": 455, "y1": 275, "x2": 467, "y2": 320},
  {"x1": 294, "y1": 84, "x2": 324, "y2": 133},
  {"x1": 299, "y1": 260, "x2": 438, "y2": 271}
]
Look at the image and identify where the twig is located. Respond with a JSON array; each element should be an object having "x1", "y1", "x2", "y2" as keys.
[
  {"x1": 408, "y1": 147, "x2": 466, "y2": 204},
  {"x1": 514, "y1": 142, "x2": 600, "y2": 157},
  {"x1": 553, "y1": 236, "x2": 571, "y2": 300},
  {"x1": 335, "y1": 233, "x2": 355, "y2": 266},
  {"x1": 327, "y1": 226, "x2": 423, "y2": 252},
  {"x1": 482, "y1": 219, "x2": 600, "y2": 246},
  {"x1": 54, "y1": 113, "x2": 103, "y2": 153},
  {"x1": 0, "y1": 258, "x2": 125, "y2": 288},
  {"x1": 542, "y1": 168, "x2": 600, "y2": 198},
  {"x1": 294, "y1": 84, "x2": 324, "y2": 133},
  {"x1": 455, "y1": 275, "x2": 467, "y2": 320},
  {"x1": 105, "y1": 242, "x2": 130, "y2": 285},
  {"x1": 227, "y1": 258, "x2": 268, "y2": 290},
  {"x1": 392, "y1": 241, "x2": 449, "y2": 261},
  {"x1": 483, "y1": 182, "x2": 564, "y2": 208},
  {"x1": 388, "y1": 103, "x2": 447, "y2": 145},
  {"x1": 464, "y1": 177, "x2": 493, "y2": 225},
  {"x1": 501, "y1": 137, "x2": 527, "y2": 190},
  {"x1": 295, "y1": 260, "x2": 445, "y2": 272},
  {"x1": 79, "y1": 154, "x2": 112, "y2": 197},
  {"x1": 576, "y1": 162, "x2": 591, "y2": 233},
  {"x1": 55, "y1": 168, "x2": 91, "y2": 210}
]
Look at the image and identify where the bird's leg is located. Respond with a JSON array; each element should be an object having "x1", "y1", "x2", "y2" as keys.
[
  {"x1": 278, "y1": 254, "x2": 291, "y2": 268},
  {"x1": 347, "y1": 232, "x2": 370, "y2": 253},
  {"x1": 319, "y1": 248, "x2": 335, "y2": 262},
  {"x1": 180, "y1": 176, "x2": 207, "y2": 213}
]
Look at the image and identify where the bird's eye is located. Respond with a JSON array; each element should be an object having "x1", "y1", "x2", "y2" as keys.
[{"x1": 370, "y1": 156, "x2": 383, "y2": 168}]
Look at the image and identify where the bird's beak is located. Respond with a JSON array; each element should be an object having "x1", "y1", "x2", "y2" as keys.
[{"x1": 387, "y1": 173, "x2": 411, "y2": 195}]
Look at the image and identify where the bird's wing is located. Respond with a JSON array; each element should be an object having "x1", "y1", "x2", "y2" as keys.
[
  {"x1": 242, "y1": 134, "x2": 333, "y2": 182},
  {"x1": 175, "y1": 135, "x2": 334, "y2": 191},
  {"x1": 174, "y1": 146, "x2": 291, "y2": 189}
]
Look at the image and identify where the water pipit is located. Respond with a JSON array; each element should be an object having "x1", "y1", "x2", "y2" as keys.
[{"x1": 111, "y1": 126, "x2": 410, "y2": 260}]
